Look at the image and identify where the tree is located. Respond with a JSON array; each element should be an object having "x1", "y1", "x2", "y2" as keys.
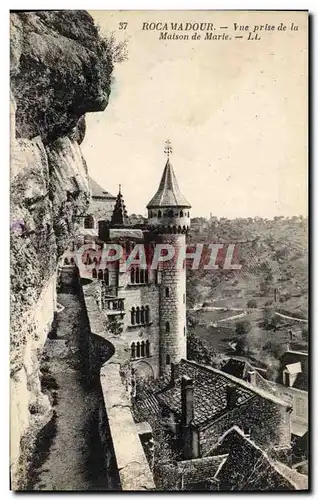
[
  {"x1": 247, "y1": 299, "x2": 257, "y2": 309},
  {"x1": 235, "y1": 320, "x2": 251, "y2": 336},
  {"x1": 104, "y1": 315, "x2": 123, "y2": 336}
]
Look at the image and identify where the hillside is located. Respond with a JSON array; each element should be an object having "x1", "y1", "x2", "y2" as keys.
[{"x1": 187, "y1": 216, "x2": 308, "y2": 319}]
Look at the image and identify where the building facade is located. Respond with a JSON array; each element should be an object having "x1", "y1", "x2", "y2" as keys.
[{"x1": 87, "y1": 146, "x2": 191, "y2": 379}]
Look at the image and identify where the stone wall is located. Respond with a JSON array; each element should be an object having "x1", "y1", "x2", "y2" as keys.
[
  {"x1": 82, "y1": 281, "x2": 156, "y2": 491},
  {"x1": 87, "y1": 197, "x2": 115, "y2": 224}
]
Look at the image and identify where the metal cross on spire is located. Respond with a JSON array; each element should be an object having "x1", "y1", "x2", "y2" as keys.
[{"x1": 164, "y1": 139, "x2": 173, "y2": 158}]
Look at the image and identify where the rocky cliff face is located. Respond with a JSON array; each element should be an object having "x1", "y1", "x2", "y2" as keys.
[{"x1": 10, "y1": 11, "x2": 113, "y2": 488}]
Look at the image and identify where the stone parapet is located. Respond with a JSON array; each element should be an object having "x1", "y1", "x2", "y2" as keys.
[{"x1": 82, "y1": 281, "x2": 155, "y2": 491}]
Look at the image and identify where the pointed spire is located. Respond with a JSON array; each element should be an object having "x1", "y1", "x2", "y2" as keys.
[
  {"x1": 111, "y1": 186, "x2": 128, "y2": 226},
  {"x1": 147, "y1": 157, "x2": 191, "y2": 209}
]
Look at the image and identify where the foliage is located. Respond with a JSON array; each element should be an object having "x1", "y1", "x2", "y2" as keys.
[
  {"x1": 104, "y1": 315, "x2": 123, "y2": 335},
  {"x1": 236, "y1": 320, "x2": 252, "y2": 336},
  {"x1": 247, "y1": 299, "x2": 257, "y2": 308},
  {"x1": 187, "y1": 328, "x2": 224, "y2": 368}
]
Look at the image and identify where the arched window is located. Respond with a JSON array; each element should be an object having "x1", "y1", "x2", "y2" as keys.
[
  {"x1": 136, "y1": 342, "x2": 141, "y2": 358},
  {"x1": 145, "y1": 306, "x2": 150, "y2": 324},
  {"x1": 141, "y1": 341, "x2": 145, "y2": 357},
  {"x1": 136, "y1": 307, "x2": 141, "y2": 324},
  {"x1": 166, "y1": 354, "x2": 171, "y2": 365},
  {"x1": 64, "y1": 257, "x2": 69, "y2": 265},
  {"x1": 93, "y1": 257, "x2": 98, "y2": 264},
  {"x1": 131, "y1": 307, "x2": 136, "y2": 325},
  {"x1": 98, "y1": 269, "x2": 103, "y2": 280},
  {"x1": 146, "y1": 340, "x2": 150, "y2": 357},
  {"x1": 92, "y1": 268, "x2": 97, "y2": 279},
  {"x1": 104, "y1": 268, "x2": 109, "y2": 285},
  {"x1": 131, "y1": 267, "x2": 135, "y2": 284},
  {"x1": 165, "y1": 287, "x2": 170, "y2": 298},
  {"x1": 84, "y1": 214, "x2": 95, "y2": 229},
  {"x1": 145, "y1": 269, "x2": 149, "y2": 283},
  {"x1": 70, "y1": 257, "x2": 75, "y2": 264},
  {"x1": 168, "y1": 209, "x2": 174, "y2": 218},
  {"x1": 166, "y1": 321, "x2": 170, "y2": 333},
  {"x1": 135, "y1": 267, "x2": 140, "y2": 284},
  {"x1": 131, "y1": 342, "x2": 136, "y2": 358},
  {"x1": 158, "y1": 210, "x2": 162, "y2": 218},
  {"x1": 180, "y1": 210, "x2": 184, "y2": 217},
  {"x1": 141, "y1": 306, "x2": 145, "y2": 324},
  {"x1": 140, "y1": 269, "x2": 145, "y2": 283}
]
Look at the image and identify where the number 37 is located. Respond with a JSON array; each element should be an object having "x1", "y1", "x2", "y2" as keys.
[{"x1": 118, "y1": 22, "x2": 128, "y2": 30}]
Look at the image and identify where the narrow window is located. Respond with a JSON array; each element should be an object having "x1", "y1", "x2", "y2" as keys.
[
  {"x1": 92, "y1": 268, "x2": 97, "y2": 279},
  {"x1": 64, "y1": 257, "x2": 69, "y2": 265},
  {"x1": 98, "y1": 269, "x2": 103, "y2": 280},
  {"x1": 146, "y1": 340, "x2": 150, "y2": 357},
  {"x1": 141, "y1": 306, "x2": 145, "y2": 324},
  {"x1": 141, "y1": 341, "x2": 145, "y2": 357},
  {"x1": 70, "y1": 257, "x2": 75, "y2": 264},
  {"x1": 145, "y1": 306, "x2": 150, "y2": 324},
  {"x1": 165, "y1": 287, "x2": 170, "y2": 298},
  {"x1": 166, "y1": 354, "x2": 171, "y2": 365},
  {"x1": 149, "y1": 210, "x2": 153, "y2": 218},
  {"x1": 131, "y1": 342, "x2": 136, "y2": 358},
  {"x1": 135, "y1": 267, "x2": 140, "y2": 284},
  {"x1": 168, "y1": 209, "x2": 174, "y2": 218},
  {"x1": 136, "y1": 307, "x2": 141, "y2": 324},
  {"x1": 131, "y1": 267, "x2": 135, "y2": 284},
  {"x1": 166, "y1": 321, "x2": 170, "y2": 333},
  {"x1": 84, "y1": 214, "x2": 95, "y2": 229},
  {"x1": 131, "y1": 307, "x2": 136, "y2": 325},
  {"x1": 180, "y1": 210, "x2": 184, "y2": 217},
  {"x1": 136, "y1": 342, "x2": 141, "y2": 358},
  {"x1": 184, "y1": 326, "x2": 186, "y2": 336},
  {"x1": 158, "y1": 210, "x2": 162, "y2": 218},
  {"x1": 183, "y1": 293, "x2": 185, "y2": 304},
  {"x1": 140, "y1": 269, "x2": 145, "y2": 283},
  {"x1": 145, "y1": 269, "x2": 149, "y2": 283},
  {"x1": 104, "y1": 268, "x2": 109, "y2": 285}
]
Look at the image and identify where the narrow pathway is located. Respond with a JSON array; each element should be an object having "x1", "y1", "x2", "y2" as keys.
[{"x1": 28, "y1": 288, "x2": 109, "y2": 491}]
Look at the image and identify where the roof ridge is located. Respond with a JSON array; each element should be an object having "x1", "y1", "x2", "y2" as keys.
[{"x1": 180, "y1": 359, "x2": 290, "y2": 408}]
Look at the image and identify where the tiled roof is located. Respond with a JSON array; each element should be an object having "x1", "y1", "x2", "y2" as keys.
[
  {"x1": 147, "y1": 159, "x2": 191, "y2": 208},
  {"x1": 157, "y1": 360, "x2": 254, "y2": 427},
  {"x1": 211, "y1": 427, "x2": 308, "y2": 491},
  {"x1": 89, "y1": 177, "x2": 116, "y2": 199}
]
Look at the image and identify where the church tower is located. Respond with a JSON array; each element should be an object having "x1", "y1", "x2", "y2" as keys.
[{"x1": 147, "y1": 140, "x2": 191, "y2": 376}]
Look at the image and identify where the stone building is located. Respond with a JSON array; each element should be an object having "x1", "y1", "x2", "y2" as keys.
[
  {"x1": 155, "y1": 359, "x2": 292, "y2": 460},
  {"x1": 87, "y1": 144, "x2": 191, "y2": 379},
  {"x1": 83, "y1": 176, "x2": 116, "y2": 229}
]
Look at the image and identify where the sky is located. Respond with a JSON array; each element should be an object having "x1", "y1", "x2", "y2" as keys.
[{"x1": 82, "y1": 11, "x2": 308, "y2": 218}]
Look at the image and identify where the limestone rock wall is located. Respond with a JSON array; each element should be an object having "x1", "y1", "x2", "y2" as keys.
[{"x1": 10, "y1": 11, "x2": 113, "y2": 488}]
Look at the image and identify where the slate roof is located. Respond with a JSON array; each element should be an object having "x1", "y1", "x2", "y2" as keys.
[
  {"x1": 157, "y1": 360, "x2": 254, "y2": 427},
  {"x1": 277, "y1": 351, "x2": 308, "y2": 391},
  {"x1": 147, "y1": 159, "x2": 191, "y2": 208},
  {"x1": 157, "y1": 360, "x2": 289, "y2": 429},
  {"x1": 89, "y1": 177, "x2": 116, "y2": 199},
  {"x1": 211, "y1": 426, "x2": 308, "y2": 491}
]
